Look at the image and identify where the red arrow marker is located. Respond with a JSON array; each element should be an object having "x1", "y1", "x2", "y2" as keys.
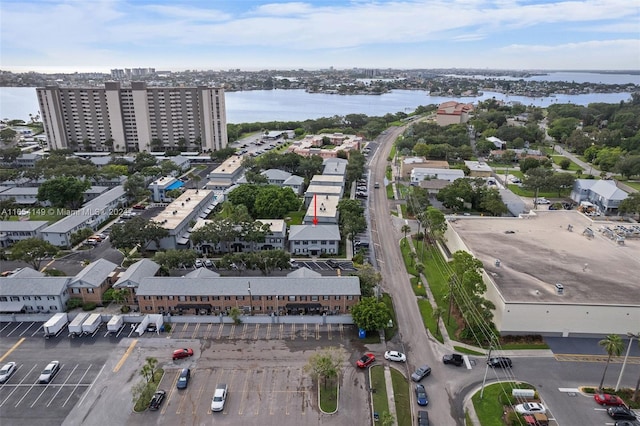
[{"x1": 313, "y1": 193, "x2": 318, "y2": 225}]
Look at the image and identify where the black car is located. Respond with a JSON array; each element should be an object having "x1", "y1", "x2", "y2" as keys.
[
  {"x1": 417, "y1": 410, "x2": 430, "y2": 426},
  {"x1": 149, "y1": 390, "x2": 166, "y2": 410},
  {"x1": 608, "y1": 407, "x2": 637, "y2": 420},
  {"x1": 442, "y1": 354, "x2": 464, "y2": 366},
  {"x1": 614, "y1": 421, "x2": 640, "y2": 426},
  {"x1": 487, "y1": 357, "x2": 513, "y2": 368},
  {"x1": 176, "y1": 368, "x2": 191, "y2": 389}
]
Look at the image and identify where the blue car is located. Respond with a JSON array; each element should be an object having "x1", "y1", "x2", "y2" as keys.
[{"x1": 415, "y1": 384, "x2": 428, "y2": 406}]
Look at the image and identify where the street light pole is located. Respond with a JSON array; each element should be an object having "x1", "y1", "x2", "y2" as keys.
[
  {"x1": 616, "y1": 332, "x2": 639, "y2": 391},
  {"x1": 247, "y1": 281, "x2": 253, "y2": 316}
]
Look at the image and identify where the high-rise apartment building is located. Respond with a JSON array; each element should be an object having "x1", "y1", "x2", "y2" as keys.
[{"x1": 37, "y1": 82, "x2": 227, "y2": 153}]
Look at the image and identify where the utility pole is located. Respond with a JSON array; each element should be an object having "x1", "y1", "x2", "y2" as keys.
[
  {"x1": 616, "y1": 332, "x2": 639, "y2": 391},
  {"x1": 480, "y1": 339, "x2": 494, "y2": 399}
]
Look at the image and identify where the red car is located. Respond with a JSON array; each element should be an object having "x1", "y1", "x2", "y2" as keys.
[
  {"x1": 172, "y1": 348, "x2": 194, "y2": 360},
  {"x1": 594, "y1": 393, "x2": 625, "y2": 406},
  {"x1": 356, "y1": 353, "x2": 376, "y2": 368}
]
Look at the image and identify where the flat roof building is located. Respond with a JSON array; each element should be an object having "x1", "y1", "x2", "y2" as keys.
[
  {"x1": 37, "y1": 82, "x2": 228, "y2": 153},
  {"x1": 444, "y1": 210, "x2": 640, "y2": 336}
]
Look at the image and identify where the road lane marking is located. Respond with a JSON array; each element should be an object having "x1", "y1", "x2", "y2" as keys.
[
  {"x1": 265, "y1": 323, "x2": 271, "y2": 339},
  {"x1": 113, "y1": 339, "x2": 138, "y2": 373},
  {"x1": 191, "y1": 323, "x2": 201, "y2": 339},
  {"x1": 217, "y1": 323, "x2": 224, "y2": 339},
  {"x1": 253, "y1": 324, "x2": 260, "y2": 340},
  {"x1": 327, "y1": 324, "x2": 332, "y2": 340},
  {"x1": 228, "y1": 324, "x2": 236, "y2": 339},
  {"x1": 240, "y1": 323, "x2": 248, "y2": 339},
  {"x1": 255, "y1": 369, "x2": 265, "y2": 416},
  {"x1": 315, "y1": 324, "x2": 320, "y2": 340},
  {"x1": 204, "y1": 323, "x2": 213, "y2": 339},
  {"x1": 31, "y1": 324, "x2": 44, "y2": 337},
  {"x1": 278, "y1": 324, "x2": 284, "y2": 339},
  {"x1": 0, "y1": 337, "x2": 26, "y2": 363},
  {"x1": 160, "y1": 370, "x2": 180, "y2": 415},
  {"x1": 238, "y1": 370, "x2": 251, "y2": 415},
  {"x1": 63, "y1": 365, "x2": 92, "y2": 407},
  {"x1": 290, "y1": 323, "x2": 296, "y2": 340}
]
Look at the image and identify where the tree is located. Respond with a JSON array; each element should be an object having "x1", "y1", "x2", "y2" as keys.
[
  {"x1": 338, "y1": 199, "x2": 367, "y2": 246},
  {"x1": 303, "y1": 347, "x2": 344, "y2": 390},
  {"x1": 548, "y1": 173, "x2": 576, "y2": 197},
  {"x1": 437, "y1": 178, "x2": 473, "y2": 211},
  {"x1": 615, "y1": 155, "x2": 640, "y2": 179},
  {"x1": 380, "y1": 411, "x2": 395, "y2": 426},
  {"x1": 70, "y1": 227, "x2": 94, "y2": 247},
  {"x1": 559, "y1": 158, "x2": 571, "y2": 170},
  {"x1": 37, "y1": 176, "x2": 91, "y2": 209},
  {"x1": 352, "y1": 264, "x2": 382, "y2": 298},
  {"x1": 619, "y1": 193, "x2": 640, "y2": 218},
  {"x1": 133, "y1": 152, "x2": 157, "y2": 172},
  {"x1": 401, "y1": 224, "x2": 411, "y2": 240},
  {"x1": 124, "y1": 173, "x2": 149, "y2": 200},
  {"x1": 9, "y1": 238, "x2": 59, "y2": 270},
  {"x1": 153, "y1": 249, "x2": 198, "y2": 269},
  {"x1": 0, "y1": 128, "x2": 17, "y2": 144},
  {"x1": 479, "y1": 188, "x2": 508, "y2": 216},
  {"x1": 351, "y1": 297, "x2": 391, "y2": 332},
  {"x1": 0, "y1": 198, "x2": 18, "y2": 220},
  {"x1": 598, "y1": 334, "x2": 624, "y2": 390},
  {"x1": 229, "y1": 306, "x2": 242, "y2": 324},
  {"x1": 140, "y1": 357, "x2": 158, "y2": 384},
  {"x1": 424, "y1": 206, "x2": 447, "y2": 237},
  {"x1": 432, "y1": 306, "x2": 444, "y2": 337},
  {"x1": 109, "y1": 216, "x2": 169, "y2": 252}
]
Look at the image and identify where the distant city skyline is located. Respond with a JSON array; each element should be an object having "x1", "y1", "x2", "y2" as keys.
[{"x1": 1, "y1": 0, "x2": 639, "y2": 73}]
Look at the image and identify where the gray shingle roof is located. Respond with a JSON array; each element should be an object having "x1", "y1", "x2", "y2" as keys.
[
  {"x1": 288, "y1": 224, "x2": 341, "y2": 241},
  {"x1": 185, "y1": 268, "x2": 220, "y2": 278},
  {"x1": 8, "y1": 267, "x2": 45, "y2": 278},
  {"x1": 262, "y1": 169, "x2": 291, "y2": 180},
  {"x1": 283, "y1": 175, "x2": 304, "y2": 185},
  {"x1": 0, "y1": 221, "x2": 49, "y2": 232},
  {"x1": 287, "y1": 267, "x2": 322, "y2": 278},
  {"x1": 69, "y1": 258, "x2": 117, "y2": 288},
  {"x1": 114, "y1": 259, "x2": 160, "y2": 288},
  {"x1": 0, "y1": 277, "x2": 70, "y2": 296},
  {"x1": 136, "y1": 276, "x2": 360, "y2": 296},
  {"x1": 590, "y1": 180, "x2": 628, "y2": 201}
]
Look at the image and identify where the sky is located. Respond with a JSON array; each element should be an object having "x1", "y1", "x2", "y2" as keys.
[{"x1": 1, "y1": 0, "x2": 639, "y2": 73}]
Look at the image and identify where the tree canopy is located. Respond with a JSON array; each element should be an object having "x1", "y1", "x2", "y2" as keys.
[
  {"x1": 9, "y1": 238, "x2": 59, "y2": 270},
  {"x1": 37, "y1": 176, "x2": 91, "y2": 209},
  {"x1": 351, "y1": 297, "x2": 391, "y2": 332}
]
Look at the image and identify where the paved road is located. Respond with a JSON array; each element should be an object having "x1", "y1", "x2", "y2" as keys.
[{"x1": 369, "y1": 125, "x2": 462, "y2": 425}]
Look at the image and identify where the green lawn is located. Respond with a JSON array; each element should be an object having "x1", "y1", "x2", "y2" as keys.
[
  {"x1": 417, "y1": 299, "x2": 442, "y2": 343},
  {"x1": 453, "y1": 346, "x2": 485, "y2": 355},
  {"x1": 410, "y1": 276, "x2": 427, "y2": 297},
  {"x1": 386, "y1": 184, "x2": 394, "y2": 199},
  {"x1": 133, "y1": 369, "x2": 164, "y2": 412},
  {"x1": 507, "y1": 184, "x2": 570, "y2": 198},
  {"x1": 399, "y1": 238, "x2": 417, "y2": 276},
  {"x1": 390, "y1": 368, "x2": 411, "y2": 426},
  {"x1": 471, "y1": 382, "x2": 520, "y2": 426},
  {"x1": 6, "y1": 207, "x2": 66, "y2": 224},
  {"x1": 370, "y1": 366, "x2": 390, "y2": 418},
  {"x1": 381, "y1": 294, "x2": 398, "y2": 341},
  {"x1": 499, "y1": 342, "x2": 549, "y2": 350},
  {"x1": 318, "y1": 377, "x2": 338, "y2": 413},
  {"x1": 284, "y1": 210, "x2": 305, "y2": 225},
  {"x1": 623, "y1": 180, "x2": 640, "y2": 191},
  {"x1": 551, "y1": 155, "x2": 582, "y2": 171}
]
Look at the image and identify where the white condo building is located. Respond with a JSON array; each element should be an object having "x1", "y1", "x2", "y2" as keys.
[{"x1": 37, "y1": 82, "x2": 228, "y2": 153}]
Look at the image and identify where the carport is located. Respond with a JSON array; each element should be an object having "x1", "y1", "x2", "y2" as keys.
[
  {"x1": 0, "y1": 301, "x2": 26, "y2": 314},
  {"x1": 176, "y1": 303, "x2": 213, "y2": 315},
  {"x1": 285, "y1": 303, "x2": 322, "y2": 315}
]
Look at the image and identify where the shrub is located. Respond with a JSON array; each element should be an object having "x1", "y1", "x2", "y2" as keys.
[
  {"x1": 82, "y1": 302, "x2": 97, "y2": 311},
  {"x1": 66, "y1": 298, "x2": 82, "y2": 310},
  {"x1": 163, "y1": 323, "x2": 172, "y2": 332},
  {"x1": 121, "y1": 305, "x2": 131, "y2": 313}
]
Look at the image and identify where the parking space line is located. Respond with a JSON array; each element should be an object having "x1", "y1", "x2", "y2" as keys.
[
  {"x1": 255, "y1": 369, "x2": 265, "y2": 415},
  {"x1": 327, "y1": 324, "x2": 332, "y2": 340},
  {"x1": 303, "y1": 323, "x2": 308, "y2": 340},
  {"x1": 62, "y1": 365, "x2": 92, "y2": 407},
  {"x1": 268, "y1": 371, "x2": 278, "y2": 415},
  {"x1": 223, "y1": 369, "x2": 237, "y2": 415},
  {"x1": 237, "y1": 370, "x2": 251, "y2": 415},
  {"x1": 204, "y1": 323, "x2": 213, "y2": 339},
  {"x1": 19, "y1": 322, "x2": 36, "y2": 337},
  {"x1": 0, "y1": 364, "x2": 36, "y2": 407},
  {"x1": 299, "y1": 368, "x2": 306, "y2": 415},
  {"x1": 178, "y1": 323, "x2": 189, "y2": 339},
  {"x1": 339, "y1": 324, "x2": 344, "y2": 339},
  {"x1": 216, "y1": 323, "x2": 224, "y2": 339},
  {"x1": 228, "y1": 324, "x2": 236, "y2": 340},
  {"x1": 253, "y1": 324, "x2": 260, "y2": 340},
  {"x1": 290, "y1": 323, "x2": 295, "y2": 340},
  {"x1": 0, "y1": 337, "x2": 25, "y2": 363},
  {"x1": 191, "y1": 323, "x2": 201, "y2": 340},
  {"x1": 30, "y1": 324, "x2": 44, "y2": 337},
  {"x1": 113, "y1": 339, "x2": 138, "y2": 373},
  {"x1": 6, "y1": 322, "x2": 23, "y2": 337},
  {"x1": 160, "y1": 370, "x2": 181, "y2": 415},
  {"x1": 240, "y1": 323, "x2": 248, "y2": 339},
  {"x1": 278, "y1": 324, "x2": 284, "y2": 339},
  {"x1": 0, "y1": 322, "x2": 11, "y2": 333},
  {"x1": 192, "y1": 372, "x2": 208, "y2": 414},
  {"x1": 315, "y1": 324, "x2": 320, "y2": 340},
  {"x1": 175, "y1": 372, "x2": 191, "y2": 415},
  {"x1": 265, "y1": 323, "x2": 271, "y2": 339},
  {"x1": 43, "y1": 364, "x2": 79, "y2": 407}
]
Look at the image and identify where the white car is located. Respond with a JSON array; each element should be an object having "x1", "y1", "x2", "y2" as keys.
[
  {"x1": 0, "y1": 362, "x2": 17, "y2": 383},
  {"x1": 38, "y1": 361, "x2": 60, "y2": 384},
  {"x1": 534, "y1": 198, "x2": 550, "y2": 205},
  {"x1": 211, "y1": 383, "x2": 228, "y2": 412},
  {"x1": 194, "y1": 260, "x2": 204, "y2": 268},
  {"x1": 384, "y1": 351, "x2": 407, "y2": 363},
  {"x1": 204, "y1": 259, "x2": 213, "y2": 268},
  {"x1": 515, "y1": 402, "x2": 546, "y2": 415}
]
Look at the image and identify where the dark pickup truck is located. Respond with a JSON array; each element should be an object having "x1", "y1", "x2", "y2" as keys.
[{"x1": 442, "y1": 353, "x2": 464, "y2": 366}]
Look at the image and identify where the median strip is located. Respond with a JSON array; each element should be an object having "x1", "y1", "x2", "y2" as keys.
[
  {"x1": 113, "y1": 339, "x2": 138, "y2": 373},
  {"x1": 0, "y1": 337, "x2": 26, "y2": 362}
]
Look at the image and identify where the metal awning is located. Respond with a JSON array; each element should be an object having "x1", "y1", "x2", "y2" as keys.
[
  {"x1": 0, "y1": 301, "x2": 26, "y2": 313},
  {"x1": 176, "y1": 304, "x2": 212, "y2": 310}
]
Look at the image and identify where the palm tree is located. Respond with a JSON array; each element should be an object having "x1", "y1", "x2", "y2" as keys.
[
  {"x1": 401, "y1": 224, "x2": 411, "y2": 240},
  {"x1": 598, "y1": 334, "x2": 624, "y2": 390},
  {"x1": 432, "y1": 306, "x2": 444, "y2": 337}
]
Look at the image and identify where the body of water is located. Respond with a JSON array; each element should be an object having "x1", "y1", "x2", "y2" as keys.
[
  {"x1": 1, "y1": 79, "x2": 636, "y2": 124},
  {"x1": 444, "y1": 71, "x2": 640, "y2": 85}
]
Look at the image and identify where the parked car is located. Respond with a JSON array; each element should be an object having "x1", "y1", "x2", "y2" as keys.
[
  {"x1": 594, "y1": 393, "x2": 625, "y2": 406},
  {"x1": 38, "y1": 360, "x2": 60, "y2": 384},
  {"x1": 149, "y1": 390, "x2": 166, "y2": 410},
  {"x1": 176, "y1": 368, "x2": 191, "y2": 389},
  {"x1": 614, "y1": 420, "x2": 640, "y2": 426},
  {"x1": 534, "y1": 198, "x2": 550, "y2": 205},
  {"x1": 607, "y1": 407, "x2": 637, "y2": 420},
  {"x1": 132, "y1": 204, "x2": 146, "y2": 210},
  {"x1": 415, "y1": 384, "x2": 428, "y2": 406},
  {"x1": 442, "y1": 354, "x2": 464, "y2": 366},
  {"x1": 411, "y1": 365, "x2": 432, "y2": 382},
  {"x1": 384, "y1": 351, "x2": 406, "y2": 363},
  {"x1": 194, "y1": 260, "x2": 204, "y2": 268},
  {"x1": 0, "y1": 362, "x2": 17, "y2": 383},
  {"x1": 326, "y1": 259, "x2": 339, "y2": 268},
  {"x1": 515, "y1": 403, "x2": 546, "y2": 415},
  {"x1": 487, "y1": 357, "x2": 512, "y2": 368},
  {"x1": 204, "y1": 259, "x2": 213, "y2": 268},
  {"x1": 356, "y1": 353, "x2": 376, "y2": 368},
  {"x1": 211, "y1": 383, "x2": 228, "y2": 412},
  {"x1": 417, "y1": 410, "x2": 430, "y2": 426},
  {"x1": 172, "y1": 348, "x2": 194, "y2": 360}
]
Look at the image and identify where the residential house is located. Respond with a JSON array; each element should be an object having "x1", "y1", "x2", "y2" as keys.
[
  {"x1": 570, "y1": 179, "x2": 628, "y2": 214},
  {"x1": 464, "y1": 161, "x2": 493, "y2": 178},
  {"x1": 303, "y1": 195, "x2": 340, "y2": 225},
  {"x1": 113, "y1": 259, "x2": 161, "y2": 306},
  {"x1": 0, "y1": 276, "x2": 70, "y2": 314},
  {"x1": 0, "y1": 221, "x2": 49, "y2": 248},
  {"x1": 400, "y1": 157, "x2": 449, "y2": 179},
  {"x1": 67, "y1": 259, "x2": 117, "y2": 305},
  {"x1": 410, "y1": 168, "x2": 465, "y2": 185},
  {"x1": 288, "y1": 224, "x2": 341, "y2": 255},
  {"x1": 191, "y1": 218, "x2": 287, "y2": 254},
  {"x1": 149, "y1": 176, "x2": 184, "y2": 202},
  {"x1": 304, "y1": 184, "x2": 344, "y2": 208}
]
